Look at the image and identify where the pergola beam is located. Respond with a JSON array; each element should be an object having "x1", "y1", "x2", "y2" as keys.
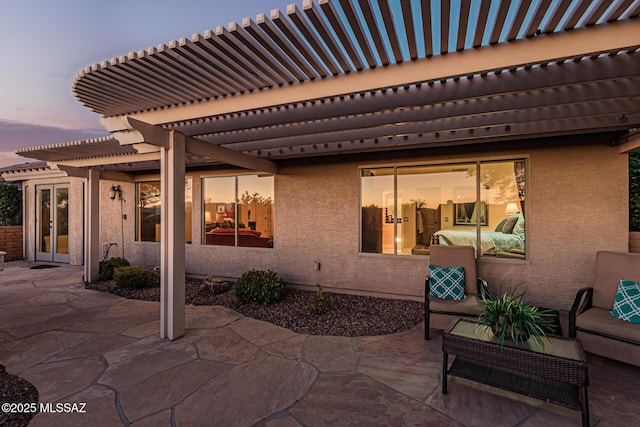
[
  {"x1": 121, "y1": 117, "x2": 277, "y2": 174},
  {"x1": 184, "y1": 135, "x2": 277, "y2": 174},
  {"x1": 100, "y1": 19, "x2": 640, "y2": 132},
  {"x1": 619, "y1": 129, "x2": 640, "y2": 153}
]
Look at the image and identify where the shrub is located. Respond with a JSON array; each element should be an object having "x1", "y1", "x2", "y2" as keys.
[
  {"x1": 309, "y1": 285, "x2": 332, "y2": 314},
  {"x1": 114, "y1": 266, "x2": 160, "y2": 289},
  {"x1": 99, "y1": 257, "x2": 130, "y2": 281},
  {"x1": 0, "y1": 183, "x2": 20, "y2": 226},
  {"x1": 232, "y1": 269, "x2": 285, "y2": 304}
]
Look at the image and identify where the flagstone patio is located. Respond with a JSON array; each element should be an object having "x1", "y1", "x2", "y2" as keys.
[{"x1": 1, "y1": 260, "x2": 638, "y2": 426}]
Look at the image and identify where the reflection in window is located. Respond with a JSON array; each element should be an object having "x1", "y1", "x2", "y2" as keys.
[
  {"x1": 135, "y1": 178, "x2": 193, "y2": 243},
  {"x1": 202, "y1": 175, "x2": 274, "y2": 248},
  {"x1": 360, "y1": 160, "x2": 526, "y2": 259},
  {"x1": 479, "y1": 161, "x2": 526, "y2": 259}
]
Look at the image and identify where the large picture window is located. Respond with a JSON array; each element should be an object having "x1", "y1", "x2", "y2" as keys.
[
  {"x1": 360, "y1": 160, "x2": 526, "y2": 259},
  {"x1": 135, "y1": 178, "x2": 193, "y2": 243},
  {"x1": 202, "y1": 175, "x2": 274, "y2": 248}
]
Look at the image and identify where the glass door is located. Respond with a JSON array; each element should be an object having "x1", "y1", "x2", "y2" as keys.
[
  {"x1": 54, "y1": 187, "x2": 69, "y2": 263},
  {"x1": 36, "y1": 185, "x2": 70, "y2": 263}
]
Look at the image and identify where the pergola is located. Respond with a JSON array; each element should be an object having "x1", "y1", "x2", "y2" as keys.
[{"x1": 15, "y1": 0, "x2": 640, "y2": 340}]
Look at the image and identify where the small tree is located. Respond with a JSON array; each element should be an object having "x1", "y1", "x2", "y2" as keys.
[{"x1": 0, "y1": 183, "x2": 20, "y2": 226}]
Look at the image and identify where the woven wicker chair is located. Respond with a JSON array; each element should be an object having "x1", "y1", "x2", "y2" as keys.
[
  {"x1": 425, "y1": 245, "x2": 490, "y2": 340},
  {"x1": 569, "y1": 251, "x2": 640, "y2": 366}
]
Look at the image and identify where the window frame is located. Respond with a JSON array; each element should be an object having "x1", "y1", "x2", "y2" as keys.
[
  {"x1": 201, "y1": 174, "x2": 274, "y2": 249},
  {"x1": 359, "y1": 156, "x2": 528, "y2": 260},
  {"x1": 134, "y1": 177, "x2": 193, "y2": 243}
]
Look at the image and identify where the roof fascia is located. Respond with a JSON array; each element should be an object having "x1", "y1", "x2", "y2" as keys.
[
  {"x1": 0, "y1": 168, "x2": 66, "y2": 181},
  {"x1": 100, "y1": 19, "x2": 640, "y2": 132},
  {"x1": 54, "y1": 152, "x2": 161, "y2": 168}
]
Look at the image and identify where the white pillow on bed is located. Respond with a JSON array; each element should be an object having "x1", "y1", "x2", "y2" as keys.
[{"x1": 512, "y1": 214, "x2": 525, "y2": 237}]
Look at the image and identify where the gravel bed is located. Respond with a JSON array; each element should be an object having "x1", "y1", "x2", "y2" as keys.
[
  {"x1": 0, "y1": 365, "x2": 39, "y2": 427},
  {"x1": 86, "y1": 278, "x2": 425, "y2": 337}
]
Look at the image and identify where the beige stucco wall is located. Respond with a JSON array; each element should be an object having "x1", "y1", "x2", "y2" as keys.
[
  {"x1": 480, "y1": 143, "x2": 629, "y2": 309},
  {"x1": 19, "y1": 134, "x2": 627, "y2": 312},
  {"x1": 115, "y1": 137, "x2": 627, "y2": 312}
]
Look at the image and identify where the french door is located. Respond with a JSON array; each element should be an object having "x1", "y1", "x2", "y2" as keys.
[{"x1": 36, "y1": 185, "x2": 70, "y2": 263}]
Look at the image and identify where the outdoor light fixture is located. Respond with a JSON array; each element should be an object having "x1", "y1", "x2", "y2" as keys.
[{"x1": 109, "y1": 185, "x2": 122, "y2": 200}]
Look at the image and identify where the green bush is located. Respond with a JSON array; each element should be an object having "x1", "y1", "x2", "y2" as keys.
[
  {"x1": 309, "y1": 285, "x2": 332, "y2": 314},
  {"x1": 0, "y1": 183, "x2": 20, "y2": 226},
  {"x1": 114, "y1": 266, "x2": 160, "y2": 289},
  {"x1": 232, "y1": 269, "x2": 285, "y2": 304},
  {"x1": 99, "y1": 257, "x2": 130, "y2": 281}
]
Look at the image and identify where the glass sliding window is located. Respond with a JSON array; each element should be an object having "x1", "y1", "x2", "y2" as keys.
[
  {"x1": 203, "y1": 175, "x2": 274, "y2": 248},
  {"x1": 203, "y1": 177, "x2": 236, "y2": 246},
  {"x1": 185, "y1": 178, "x2": 193, "y2": 244},
  {"x1": 360, "y1": 159, "x2": 526, "y2": 259},
  {"x1": 361, "y1": 167, "x2": 394, "y2": 254},
  {"x1": 135, "y1": 179, "x2": 193, "y2": 243},
  {"x1": 479, "y1": 160, "x2": 526, "y2": 259},
  {"x1": 136, "y1": 182, "x2": 161, "y2": 242},
  {"x1": 237, "y1": 175, "x2": 274, "y2": 247},
  {"x1": 397, "y1": 164, "x2": 477, "y2": 255}
]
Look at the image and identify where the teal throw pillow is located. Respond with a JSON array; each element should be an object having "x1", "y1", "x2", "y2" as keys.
[
  {"x1": 610, "y1": 279, "x2": 640, "y2": 324},
  {"x1": 428, "y1": 265, "x2": 466, "y2": 300}
]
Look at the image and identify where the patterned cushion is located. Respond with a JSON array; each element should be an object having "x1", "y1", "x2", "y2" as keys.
[
  {"x1": 502, "y1": 214, "x2": 520, "y2": 234},
  {"x1": 610, "y1": 279, "x2": 640, "y2": 324},
  {"x1": 495, "y1": 218, "x2": 508, "y2": 232},
  {"x1": 428, "y1": 265, "x2": 466, "y2": 300}
]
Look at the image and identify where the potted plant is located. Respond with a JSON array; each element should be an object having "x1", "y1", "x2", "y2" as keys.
[{"x1": 477, "y1": 289, "x2": 556, "y2": 347}]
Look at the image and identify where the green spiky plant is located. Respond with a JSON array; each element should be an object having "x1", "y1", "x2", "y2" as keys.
[
  {"x1": 477, "y1": 289, "x2": 556, "y2": 347},
  {"x1": 309, "y1": 284, "x2": 332, "y2": 314}
]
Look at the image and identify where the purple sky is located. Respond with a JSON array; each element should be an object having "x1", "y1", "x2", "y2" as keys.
[{"x1": 0, "y1": 0, "x2": 295, "y2": 167}]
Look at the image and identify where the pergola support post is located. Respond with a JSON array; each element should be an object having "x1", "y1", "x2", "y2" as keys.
[
  {"x1": 159, "y1": 130, "x2": 186, "y2": 340},
  {"x1": 84, "y1": 169, "x2": 100, "y2": 283}
]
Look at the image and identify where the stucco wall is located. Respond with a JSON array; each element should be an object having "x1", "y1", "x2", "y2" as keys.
[
  {"x1": 479, "y1": 143, "x2": 628, "y2": 309},
  {"x1": 115, "y1": 137, "x2": 627, "y2": 312},
  {"x1": 99, "y1": 180, "x2": 136, "y2": 263},
  {"x1": 17, "y1": 134, "x2": 622, "y2": 312}
]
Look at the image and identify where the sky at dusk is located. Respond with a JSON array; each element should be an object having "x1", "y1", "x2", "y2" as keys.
[{"x1": 0, "y1": 0, "x2": 296, "y2": 167}]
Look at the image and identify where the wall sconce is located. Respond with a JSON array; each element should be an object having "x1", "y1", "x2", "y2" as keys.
[
  {"x1": 109, "y1": 185, "x2": 122, "y2": 200},
  {"x1": 504, "y1": 202, "x2": 520, "y2": 216}
]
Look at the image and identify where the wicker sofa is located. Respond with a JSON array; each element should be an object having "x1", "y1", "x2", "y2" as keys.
[{"x1": 569, "y1": 251, "x2": 640, "y2": 366}]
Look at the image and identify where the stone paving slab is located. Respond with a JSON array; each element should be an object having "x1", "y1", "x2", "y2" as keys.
[
  {"x1": 120, "y1": 359, "x2": 229, "y2": 422},
  {"x1": 21, "y1": 356, "x2": 106, "y2": 402},
  {"x1": 188, "y1": 328, "x2": 263, "y2": 364},
  {"x1": 175, "y1": 356, "x2": 317, "y2": 426},
  {"x1": 303, "y1": 335, "x2": 358, "y2": 373},
  {"x1": 100, "y1": 341, "x2": 198, "y2": 389},
  {"x1": 2, "y1": 330, "x2": 94, "y2": 374},
  {"x1": 30, "y1": 385, "x2": 123, "y2": 427},
  {"x1": 357, "y1": 354, "x2": 441, "y2": 401},
  {"x1": 290, "y1": 372, "x2": 462, "y2": 427},
  {"x1": 1, "y1": 260, "x2": 640, "y2": 426}
]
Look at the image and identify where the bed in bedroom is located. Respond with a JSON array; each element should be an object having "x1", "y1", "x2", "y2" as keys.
[{"x1": 432, "y1": 213, "x2": 525, "y2": 257}]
